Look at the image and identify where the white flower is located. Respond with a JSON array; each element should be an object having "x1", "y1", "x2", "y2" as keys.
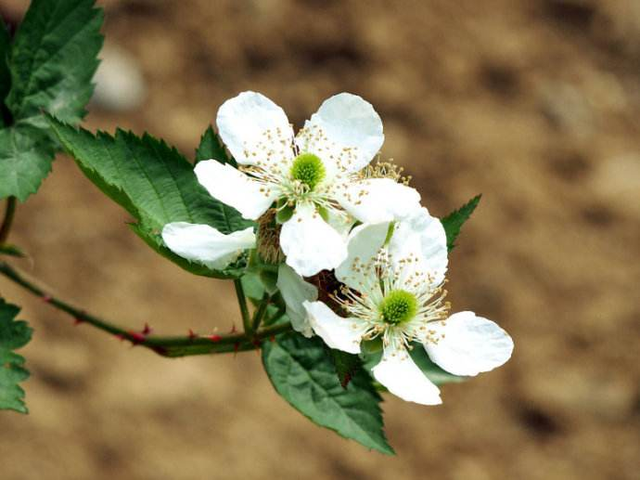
[
  {"x1": 303, "y1": 208, "x2": 514, "y2": 405},
  {"x1": 276, "y1": 264, "x2": 318, "y2": 337},
  {"x1": 194, "y1": 91, "x2": 421, "y2": 277},
  {"x1": 161, "y1": 222, "x2": 255, "y2": 270}
]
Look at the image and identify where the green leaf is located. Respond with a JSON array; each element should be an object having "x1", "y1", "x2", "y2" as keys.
[
  {"x1": 195, "y1": 125, "x2": 235, "y2": 166},
  {"x1": 330, "y1": 349, "x2": 362, "y2": 388},
  {"x1": 262, "y1": 333, "x2": 394, "y2": 454},
  {"x1": 0, "y1": 298, "x2": 32, "y2": 414},
  {"x1": 0, "y1": 243, "x2": 25, "y2": 258},
  {"x1": 408, "y1": 344, "x2": 467, "y2": 386},
  {"x1": 0, "y1": 125, "x2": 55, "y2": 201},
  {"x1": 6, "y1": 0, "x2": 103, "y2": 126},
  {"x1": 0, "y1": 16, "x2": 11, "y2": 126},
  {"x1": 48, "y1": 117, "x2": 251, "y2": 234},
  {"x1": 441, "y1": 194, "x2": 481, "y2": 251}
]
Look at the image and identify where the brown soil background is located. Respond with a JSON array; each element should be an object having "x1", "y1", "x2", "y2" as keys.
[{"x1": 1, "y1": 0, "x2": 639, "y2": 479}]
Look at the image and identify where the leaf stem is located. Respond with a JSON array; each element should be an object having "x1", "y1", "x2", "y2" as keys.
[
  {"x1": 252, "y1": 294, "x2": 270, "y2": 332},
  {"x1": 234, "y1": 278, "x2": 251, "y2": 333},
  {"x1": 0, "y1": 261, "x2": 292, "y2": 357},
  {"x1": 0, "y1": 197, "x2": 17, "y2": 244}
]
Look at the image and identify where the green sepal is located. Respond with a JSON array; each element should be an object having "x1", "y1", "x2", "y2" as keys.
[
  {"x1": 262, "y1": 333, "x2": 394, "y2": 455},
  {"x1": 408, "y1": 344, "x2": 467, "y2": 386},
  {"x1": 441, "y1": 194, "x2": 481, "y2": 251},
  {"x1": 0, "y1": 298, "x2": 32, "y2": 414}
]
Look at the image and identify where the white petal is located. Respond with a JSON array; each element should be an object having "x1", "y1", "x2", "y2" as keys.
[
  {"x1": 388, "y1": 207, "x2": 448, "y2": 289},
  {"x1": 303, "y1": 301, "x2": 366, "y2": 354},
  {"x1": 425, "y1": 311, "x2": 514, "y2": 377},
  {"x1": 296, "y1": 93, "x2": 384, "y2": 173},
  {"x1": 216, "y1": 91, "x2": 294, "y2": 166},
  {"x1": 336, "y1": 178, "x2": 421, "y2": 224},
  {"x1": 335, "y1": 222, "x2": 389, "y2": 292},
  {"x1": 161, "y1": 222, "x2": 255, "y2": 270},
  {"x1": 279, "y1": 202, "x2": 348, "y2": 277},
  {"x1": 372, "y1": 344, "x2": 442, "y2": 405},
  {"x1": 194, "y1": 160, "x2": 278, "y2": 220},
  {"x1": 277, "y1": 264, "x2": 318, "y2": 337}
]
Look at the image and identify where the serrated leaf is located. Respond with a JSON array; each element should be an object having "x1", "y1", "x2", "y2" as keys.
[
  {"x1": 0, "y1": 15, "x2": 11, "y2": 126},
  {"x1": 48, "y1": 117, "x2": 252, "y2": 234},
  {"x1": 0, "y1": 125, "x2": 55, "y2": 201},
  {"x1": 441, "y1": 194, "x2": 481, "y2": 251},
  {"x1": 408, "y1": 344, "x2": 467, "y2": 386},
  {"x1": 262, "y1": 333, "x2": 394, "y2": 454},
  {"x1": 195, "y1": 125, "x2": 235, "y2": 166},
  {"x1": 0, "y1": 298, "x2": 32, "y2": 414},
  {"x1": 330, "y1": 349, "x2": 362, "y2": 388},
  {"x1": 6, "y1": 0, "x2": 103, "y2": 127},
  {"x1": 0, "y1": 244, "x2": 25, "y2": 258}
]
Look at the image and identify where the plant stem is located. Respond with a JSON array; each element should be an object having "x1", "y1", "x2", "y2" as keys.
[
  {"x1": 0, "y1": 197, "x2": 17, "y2": 244},
  {"x1": 0, "y1": 261, "x2": 291, "y2": 358},
  {"x1": 234, "y1": 278, "x2": 251, "y2": 333},
  {"x1": 252, "y1": 294, "x2": 270, "y2": 332}
]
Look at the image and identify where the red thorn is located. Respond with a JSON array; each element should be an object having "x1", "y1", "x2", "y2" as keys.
[
  {"x1": 252, "y1": 339, "x2": 261, "y2": 347},
  {"x1": 208, "y1": 334, "x2": 222, "y2": 342},
  {"x1": 188, "y1": 329, "x2": 198, "y2": 339},
  {"x1": 229, "y1": 324, "x2": 237, "y2": 334},
  {"x1": 269, "y1": 335, "x2": 276, "y2": 343},
  {"x1": 141, "y1": 323, "x2": 152, "y2": 336},
  {"x1": 73, "y1": 317, "x2": 84, "y2": 326},
  {"x1": 115, "y1": 334, "x2": 126, "y2": 342},
  {"x1": 233, "y1": 342, "x2": 240, "y2": 354},
  {"x1": 127, "y1": 331, "x2": 146, "y2": 345},
  {"x1": 41, "y1": 295, "x2": 52, "y2": 303}
]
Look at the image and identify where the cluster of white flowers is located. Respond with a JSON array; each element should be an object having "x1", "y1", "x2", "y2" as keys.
[{"x1": 162, "y1": 91, "x2": 513, "y2": 405}]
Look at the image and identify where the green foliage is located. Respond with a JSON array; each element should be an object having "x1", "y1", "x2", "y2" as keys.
[
  {"x1": 0, "y1": 16, "x2": 11, "y2": 125},
  {"x1": 408, "y1": 344, "x2": 466, "y2": 386},
  {"x1": 262, "y1": 333, "x2": 394, "y2": 454},
  {"x1": 0, "y1": 0, "x2": 103, "y2": 201},
  {"x1": 0, "y1": 298, "x2": 32, "y2": 414},
  {"x1": 0, "y1": 125, "x2": 55, "y2": 201},
  {"x1": 195, "y1": 125, "x2": 235, "y2": 166},
  {"x1": 48, "y1": 118, "x2": 252, "y2": 276},
  {"x1": 6, "y1": 0, "x2": 103, "y2": 126},
  {"x1": 441, "y1": 194, "x2": 481, "y2": 251}
]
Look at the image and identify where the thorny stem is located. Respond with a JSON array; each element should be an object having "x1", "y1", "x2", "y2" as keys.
[
  {"x1": 234, "y1": 278, "x2": 252, "y2": 334},
  {"x1": 0, "y1": 197, "x2": 17, "y2": 244},
  {"x1": 0, "y1": 261, "x2": 292, "y2": 357},
  {"x1": 252, "y1": 294, "x2": 270, "y2": 332}
]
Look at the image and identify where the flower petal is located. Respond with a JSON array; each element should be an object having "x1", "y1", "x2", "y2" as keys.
[
  {"x1": 303, "y1": 301, "x2": 367, "y2": 354},
  {"x1": 194, "y1": 160, "x2": 278, "y2": 220},
  {"x1": 279, "y1": 202, "x2": 348, "y2": 277},
  {"x1": 388, "y1": 207, "x2": 448, "y2": 289},
  {"x1": 296, "y1": 93, "x2": 384, "y2": 173},
  {"x1": 161, "y1": 222, "x2": 255, "y2": 270},
  {"x1": 277, "y1": 264, "x2": 318, "y2": 337},
  {"x1": 335, "y1": 178, "x2": 421, "y2": 224},
  {"x1": 216, "y1": 91, "x2": 294, "y2": 166},
  {"x1": 372, "y1": 344, "x2": 442, "y2": 405},
  {"x1": 424, "y1": 311, "x2": 514, "y2": 377},
  {"x1": 335, "y1": 222, "x2": 389, "y2": 292}
]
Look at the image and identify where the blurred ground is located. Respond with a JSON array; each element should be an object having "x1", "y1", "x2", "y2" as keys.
[{"x1": 1, "y1": 0, "x2": 639, "y2": 479}]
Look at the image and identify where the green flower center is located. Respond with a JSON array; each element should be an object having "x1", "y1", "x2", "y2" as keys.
[
  {"x1": 379, "y1": 290, "x2": 418, "y2": 325},
  {"x1": 290, "y1": 153, "x2": 325, "y2": 190}
]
